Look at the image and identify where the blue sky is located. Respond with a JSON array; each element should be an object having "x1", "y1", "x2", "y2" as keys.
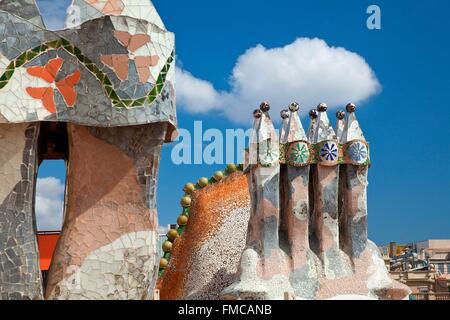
[{"x1": 34, "y1": 0, "x2": 450, "y2": 245}]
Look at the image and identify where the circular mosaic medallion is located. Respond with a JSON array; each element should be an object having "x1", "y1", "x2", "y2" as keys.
[
  {"x1": 319, "y1": 141, "x2": 339, "y2": 165},
  {"x1": 258, "y1": 140, "x2": 279, "y2": 167},
  {"x1": 287, "y1": 141, "x2": 310, "y2": 167},
  {"x1": 347, "y1": 141, "x2": 368, "y2": 165}
]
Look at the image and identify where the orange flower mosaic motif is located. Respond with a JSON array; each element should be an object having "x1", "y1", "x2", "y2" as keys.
[
  {"x1": 101, "y1": 31, "x2": 160, "y2": 83},
  {"x1": 86, "y1": 0, "x2": 125, "y2": 15},
  {"x1": 26, "y1": 58, "x2": 81, "y2": 113}
]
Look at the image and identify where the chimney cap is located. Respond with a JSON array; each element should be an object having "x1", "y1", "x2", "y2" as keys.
[
  {"x1": 253, "y1": 109, "x2": 263, "y2": 119},
  {"x1": 289, "y1": 102, "x2": 300, "y2": 112},
  {"x1": 317, "y1": 103, "x2": 328, "y2": 112},
  {"x1": 336, "y1": 110, "x2": 346, "y2": 120},
  {"x1": 280, "y1": 109, "x2": 290, "y2": 119},
  {"x1": 346, "y1": 103, "x2": 357, "y2": 113},
  {"x1": 260, "y1": 101, "x2": 270, "y2": 112},
  {"x1": 309, "y1": 109, "x2": 318, "y2": 119}
]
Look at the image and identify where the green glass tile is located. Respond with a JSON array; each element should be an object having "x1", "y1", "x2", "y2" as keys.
[
  {"x1": 75, "y1": 52, "x2": 85, "y2": 61},
  {"x1": 150, "y1": 87, "x2": 157, "y2": 95},
  {"x1": 132, "y1": 99, "x2": 144, "y2": 107},
  {"x1": 85, "y1": 64, "x2": 95, "y2": 72},
  {"x1": 177, "y1": 226, "x2": 186, "y2": 235},
  {"x1": 17, "y1": 52, "x2": 27, "y2": 62},
  {"x1": 91, "y1": 65, "x2": 101, "y2": 74},
  {"x1": 105, "y1": 86, "x2": 113, "y2": 95},
  {"x1": 133, "y1": 97, "x2": 146, "y2": 105},
  {"x1": 74, "y1": 47, "x2": 82, "y2": 56},
  {"x1": 6, "y1": 62, "x2": 15, "y2": 71},
  {"x1": 96, "y1": 73, "x2": 105, "y2": 82},
  {"x1": 4, "y1": 70, "x2": 14, "y2": 80},
  {"x1": 83, "y1": 56, "x2": 92, "y2": 64},
  {"x1": 61, "y1": 38, "x2": 70, "y2": 46},
  {"x1": 30, "y1": 45, "x2": 41, "y2": 52},
  {"x1": 0, "y1": 74, "x2": 8, "y2": 82},
  {"x1": 26, "y1": 51, "x2": 37, "y2": 60},
  {"x1": 93, "y1": 68, "x2": 104, "y2": 78},
  {"x1": 40, "y1": 44, "x2": 49, "y2": 51},
  {"x1": 63, "y1": 45, "x2": 75, "y2": 54},
  {"x1": 122, "y1": 99, "x2": 133, "y2": 107},
  {"x1": 103, "y1": 77, "x2": 112, "y2": 86},
  {"x1": 47, "y1": 39, "x2": 60, "y2": 48},
  {"x1": 46, "y1": 41, "x2": 56, "y2": 48},
  {"x1": 94, "y1": 70, "x2": 103, "y2": 78},
  {"x1": 109, "y1": 90, "x2": 119, "y2": 100},
  {"x1": 15, "y1": 58, "x2": 25, "y2": 68},
  {"x1": 0, "y1": 81, "x2": 7, "y2": 89}
]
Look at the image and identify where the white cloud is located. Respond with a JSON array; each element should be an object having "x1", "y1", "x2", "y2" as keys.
[
  {"x1": 35, "y1": 177, "x2": 65, "y2": 231},
  {"x1": 176, "y1": 68, "x2": 222, "y2": 113},
  {"x1": 176, "y1": 38, "x2": 381, "y2": 123}
]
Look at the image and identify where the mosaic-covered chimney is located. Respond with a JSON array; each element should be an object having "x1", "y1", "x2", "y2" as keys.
[
  {"x1": 0, "y1": 0, "x2": 175, "y2": 300},
  {"x1": 223, "y1": 101, "x2": 376, "y2": 300},
  {"x1": 338, "y1": 103, "x2": 370, "y2": 258}
]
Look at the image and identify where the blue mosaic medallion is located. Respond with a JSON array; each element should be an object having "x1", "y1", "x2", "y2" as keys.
[
  {"x1": 347, "y1": 141, "x2": 368, "y2": 164},
  {"x1": 319, "y1": 142, "x2": 338, "y2": 162}
]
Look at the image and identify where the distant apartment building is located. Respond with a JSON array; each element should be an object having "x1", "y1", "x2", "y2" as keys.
[
  {"x1": 416, "y1": 239, "x2": 450, "y2": 275},
  {"x1": 380, "y1": 239, "x2": 450, "y2": 299}
]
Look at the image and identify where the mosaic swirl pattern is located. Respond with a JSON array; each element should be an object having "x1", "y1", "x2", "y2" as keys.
[
  {"x1": 0, "y1": 0, "x2": 176, "y2": 139},
  {"x1": 0, "y1": 0, "x2": 175, "y2": 300}
]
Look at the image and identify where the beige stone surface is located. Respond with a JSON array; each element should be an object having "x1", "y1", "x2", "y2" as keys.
[
  {"x1": 0, "y1": 123, "x2": 43, "y2": 300},
  {"x1": 47, "y1": 231, "x2": 157, "y2": 300},
  {"x1": 0, "y1": 124, "x2": 27, "y2": 204}
]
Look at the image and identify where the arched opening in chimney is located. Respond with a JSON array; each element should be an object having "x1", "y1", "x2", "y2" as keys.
[{"x1": 35, "y1": 122, "x2": 69, "y2": 291}]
